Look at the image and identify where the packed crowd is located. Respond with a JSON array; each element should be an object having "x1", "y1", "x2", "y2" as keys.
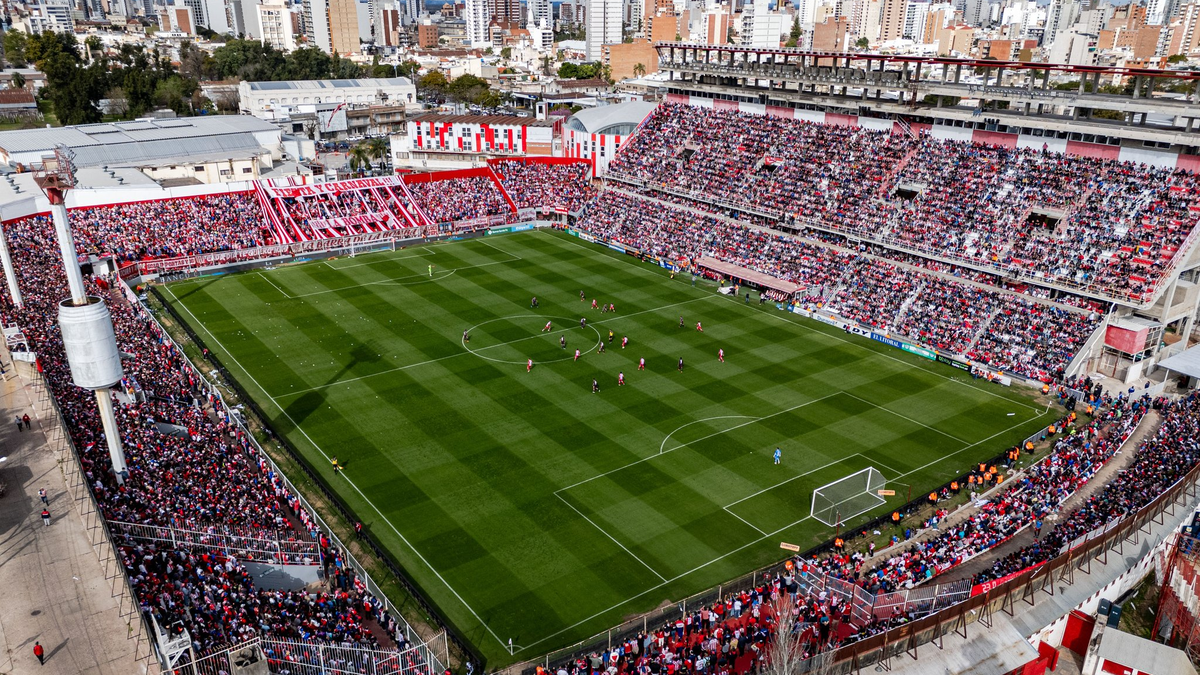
[
  {"x1": 407, "y1": 175, "x2": 514, "y2": 223},
  {"x1": 576, "y1": 191, "x2": 1099, "y2": 381},
  {"x1": 0, "y1": 215, "x2": 429, "y2": 665},
  {"x1": 493, "y1": 160, "x2": 596, "y2": 213},
  {"x1": 606, "y1": 103, "x2": 1200, "y2": 300},
  {"x1": 274, "y1": 187, "x2": 426, "y2": 238},
  {"x1": 69, "y1": 194, "x2": 269, "y2": 261}
]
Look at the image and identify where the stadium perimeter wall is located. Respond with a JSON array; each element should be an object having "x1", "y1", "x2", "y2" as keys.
[{"x1": 662, "y1": 93, "x2": 1193, "y2": 169}]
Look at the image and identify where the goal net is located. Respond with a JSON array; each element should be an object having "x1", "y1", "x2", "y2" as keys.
[{"x1": 811, "y1": 467, "x2": 887, "y2": 527}]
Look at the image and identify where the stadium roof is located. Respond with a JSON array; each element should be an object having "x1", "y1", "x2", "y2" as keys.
[
  {"x1": 245, "y1": 78, "x2": 413, "y2": 91},
  {"x1": 410, "y1": 113, "x2": 553, "y2": 127},
  {"x1": 0, "y1": 115, "x2": 280, "y2": 168},
  {"x1": 1157, "y1": 344, "x2": 1200, "y2": 380},
  {"x1": 566, "y1": 101, "x2": 656, "y2": 135}
]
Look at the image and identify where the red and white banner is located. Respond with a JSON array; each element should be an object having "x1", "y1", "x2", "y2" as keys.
[
  {"x1": 970, "y1": 561, "x2": 1047, "y2": 596},
  {"x1": 308, "y1": 212, "x2": 394, "y2": 231},
  {"x1": 267, "y1": 176, "x2": 403, "y2": 199}
]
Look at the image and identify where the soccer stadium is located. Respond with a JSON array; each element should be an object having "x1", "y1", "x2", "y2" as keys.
[{"x1": 3, "y1": 47, "x2": 1200, "y2": 675}]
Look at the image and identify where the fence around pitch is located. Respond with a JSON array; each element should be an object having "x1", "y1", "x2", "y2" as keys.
[
  {"x1": 178, "y1": 634, "x2": 449, "y2": 675},
  {"x1": 22, "y1": 366, "x2": 162, "y2": 672},
  {"x1": 107, "y1": 520, "x2": 322, "y2": 566}
]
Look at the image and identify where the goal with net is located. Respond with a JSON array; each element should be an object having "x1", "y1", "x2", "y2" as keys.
[{"x1": 810, "y1": 467, "x2": 887, "y2": 527}]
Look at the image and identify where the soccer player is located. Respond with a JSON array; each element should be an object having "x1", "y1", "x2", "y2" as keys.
[
  {"x1": 638, "y1": 357, "x2": 645, "y2": 371},
  {"x1": 331, "y1": 456, "x2": 343, "y2": 473},
  {"x1": 580, "y1": 317, "x2": 587, "y2": 328},
  {"x1": 678, "y1": 357, "x2": 684, "y2": 372},
  {"x1": 531, "y1": 296, "x2": 538, "y2": 308},
  {"x1": 696, "y1": 321, "x2": 703, "y2": 332},
  {"x1": 527, "y1": 359, "x2": 533, "y2": 372},
  {"x1": 580, "y1": 290, "x2": 585, "y2": 301},
  {"x1": 560, "y1": 336, "x2": 566, "y2": 349},
  {"x1": 592, "y1": 299, "x2": 598, "y2": 310},
  {"x1": 718, "y1": 348, "x2": 725, "y2": 362},
  {"x1": 609, "y1": 303, "x2": 616, "y2": 313},
  {"x1": 608, "y1": 330, "x2": 614, "y2": 343},
  {"x1": 679, "y1": 316, "x2": 685, "y2": 328},
  {"x1": 592, "y1": 379, "x2": 599, "y2": 393},
  {"x1": 621, "y1": 336, "x2": 628, "y2": 349},
  {"x1": 543, "y1": 321, "x2": 553, "y2": 332},
  {"x1": 774, "y1": 448, "x2": 782, "y2": 465},
  {"x1": 598, "y1": 342, "x2": 606, "y2": 354},
  {"x1": 618, "y1": 371, "x2": 625, "y2": 386},
  {"x1": 428, "y1": 264, "x2": 434, "y2": 277},
  {"x1": 574, "y1": 349, "x2": 581, "y2": 362},
  {"x1": 462, "y1": 330, "x2": 470, "y2": 343}
]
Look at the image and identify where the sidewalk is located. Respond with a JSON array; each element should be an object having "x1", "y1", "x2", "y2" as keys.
[{"x1": 0, "y1": 359, "x2": 146, "y2": 674}]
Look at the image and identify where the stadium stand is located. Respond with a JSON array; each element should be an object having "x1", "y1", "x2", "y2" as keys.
[
  {"x1": 574, "y1": 191, "x2": 1099, "y2": 381},
  {"x1": 491, "y1": 159, "x2": 596, "y2": 214},
  {"x1": 5, "y1": 99, "x2": 1200, "y2": 672},
  {"x1": 606, "y1": 103, "x2": 1200, "y2": 302},
  {"x1": 0, "y1": 214, "x2": 430, "y2": 666}
]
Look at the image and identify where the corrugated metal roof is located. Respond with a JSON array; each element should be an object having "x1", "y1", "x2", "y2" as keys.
[
  {"x1": 568, "y1": 101, "x2": 657, "y2": 134},
  {"x1": 245, "y1": 77, "x2": 413, "y2": 91},
  {"x1": 0, "y1": 115, "x2": 279, "y2": 165}
]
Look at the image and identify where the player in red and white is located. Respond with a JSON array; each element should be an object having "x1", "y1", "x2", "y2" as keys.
[
  {"x1": 621, "y1": 336, "x2": 628, "y2": 349},
  {"x1": 638, "y1": 357, "x2": 645, "y2": 371},
  {"x1": 527, "y1": 359, "x2": 533, "y2": 372},
  {"x1": 618, "y1": 371, "x2": 625, "y2": 386},
  {"x1": 591, "y1": 299, "x2": 598, "y2": 309},
  {"x1": 542, "y1": 321, "x2": 552, "y2": 332},
  {"x1": 609, "y1": 303, "x2": 616, "y2": 313},
  {"x1": 718, "y1": 348, "x2": 725, "y2": 362},
  {"x1": 574, "y1": 349, "x2": 581, "y2": 362},
  {"x1": 696, "y1": 322, "x2": 703, "y2": 332}
]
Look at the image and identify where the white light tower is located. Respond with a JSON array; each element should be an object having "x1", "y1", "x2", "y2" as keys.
[
  {"x1": 35, "y1": 147, "x2": 128, "y2": 485},
  {"x1": 0, "y1": 224, "x2": 22, "y2": 308}
]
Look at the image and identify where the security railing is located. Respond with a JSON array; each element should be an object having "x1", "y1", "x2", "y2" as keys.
[{"x1": 22, "y1": 366, "x2": 161, "y2": 672}]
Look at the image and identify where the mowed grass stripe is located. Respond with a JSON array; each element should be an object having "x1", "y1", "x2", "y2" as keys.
[{"x1": 163, "y1": 229, "x2": 1052, "y2": 665}]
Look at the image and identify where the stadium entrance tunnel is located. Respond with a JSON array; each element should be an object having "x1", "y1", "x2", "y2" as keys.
[{"x1": 1027, "y1": 208, "x2": 1065, "y2": 231}]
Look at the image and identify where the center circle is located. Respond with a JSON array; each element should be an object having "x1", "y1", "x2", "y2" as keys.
[{"x1": 462, "y1": 314, "x2": 604, "y2": 365}]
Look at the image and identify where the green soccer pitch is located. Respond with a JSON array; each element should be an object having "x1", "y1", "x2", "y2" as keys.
[{"x1": 160, "y1": 228, "x2": 1053, "y2": 665}]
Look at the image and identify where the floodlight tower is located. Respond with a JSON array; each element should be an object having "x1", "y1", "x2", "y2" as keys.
[
  {"x1": 35, "y1": 146, "x2": 128, "y2": 484},
  {"x1": 0, "y1": 222, "x2": 21, "y2": 308}
]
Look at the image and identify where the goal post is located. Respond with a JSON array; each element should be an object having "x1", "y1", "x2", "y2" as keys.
[{"x1": 811, "y1": 467, "x2": 887, "y2": 527}]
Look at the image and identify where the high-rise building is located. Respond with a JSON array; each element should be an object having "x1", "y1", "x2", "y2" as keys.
[
  {"x1": 1147, "y1": 0, "x2": 1177, "y2": 25},
  {"x1": 1043, "y1": 0, "x2": 1080, "y2": 44},
  {"x1": 903, "y1": 0, "x2": 928, "y2": 39},
  {"x1": 327, "y1": 0, "x2": 360, "y2": 53},
  {"x1": 878, "y1": 0, "x2": 905, "y2": 38},
  {"x1": 307, "y1": 0, "x2": 333, "y2": 51},
  {"x1": 258, "y1": 0, "x2": 297, "y2": 49},
  {"x1": 180, "y1": 0, "x2": 232, "y2": 33},
  {"x1": 702, "y1": 6, "x2": 731, "y2": 41},
  {"x1": 463, "y1": 0, "x2": 490, "y2": 46},
  {"x1": 489, "y1": 0, "x2": 518, "y2": 23},
  {"x1": 586, "y1": 0, "x2": 622, "y2": 60}
]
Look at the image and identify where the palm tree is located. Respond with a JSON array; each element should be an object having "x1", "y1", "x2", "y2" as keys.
[
  {"x1": 633, "y1": 63, "x2": 646, "y2": 78},
  {"x1": 347, "y1": 145, "x2": 372, "y2": 176},
  {"x1": 364, "y1": 137, "x2": 389, "y2": 174}
]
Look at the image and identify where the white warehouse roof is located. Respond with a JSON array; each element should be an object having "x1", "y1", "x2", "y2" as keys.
[{"x1": 0, "y1": 115, "x2": 281, "y2": 169}]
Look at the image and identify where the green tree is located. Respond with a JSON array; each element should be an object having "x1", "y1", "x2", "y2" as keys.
[
  {"x1": 372, "y1": 63, "x2": 397, "y2": 78},
  {"x1": 10, "y1": 72, "x2": 26, "y2": 90},
  {"x1": 418, "y1": 71, "x2": 448, "y2": 102},
  {"x1": 154, "y1": 75, "x2": 194, "y2": 115},
  {"x1": 855, "y1": 37, "x2": 870, "y2": 49},
  {"x1": 446, "y1": 73, "x2": 490, "y2": 105},
  {"x1": 500, "y1": 47, "x2": 512, "y2": 60},
  {"x1": 633, "y1": 62, "x2": 646, "y2": 78},
  {"x1": 1167, "y1": 54, "x2": 1189, "y2": 64},
  {"x1": 363, "y1": 137, "x2": 389, "y2": 171},
  {"x1": 332, "y1": 55, "x2": 362, "y2": 78},
  {"x1": 557, "y1": 62, "x2": 580, "y2": 78},
  {"x1": 3, "y1": 31, "x2": 28, "y2": 67},
  {"x1": 347, "y1": 145, "x2": 372, "y2": 175},
  {"x1": 283, "y1": 47, "x2": 333, "y2": 80},
  {"x1": 396, "y1": 60, "x2": 421, "y2": 77}
]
